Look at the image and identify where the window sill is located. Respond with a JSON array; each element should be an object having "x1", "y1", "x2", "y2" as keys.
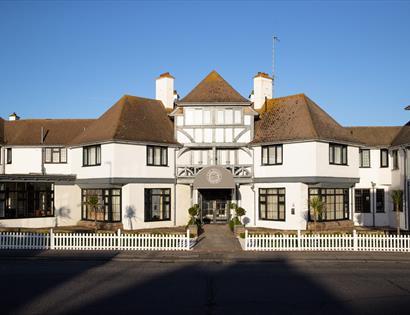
[
  {"x1": 261, "y1": 163, "x2": 283, "y2": 166},
  {"x1": 82, "y1": 164, "x2": 102, "y2": 167},
  {"x1": 259, "y1": 218, "x2": 286, "y2": 222},
  {"x1": 146, "y1": 164, "x2": 169, "y2": 167},
  {"x1": 144, "y1": 219, "x2": 171, "y2": 222},
  {"x1": 329, "y1": 163, "x2": 349, "y2": 166}
]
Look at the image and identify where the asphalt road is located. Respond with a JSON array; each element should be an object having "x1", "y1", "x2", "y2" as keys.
[{"x1": 1, "y1": 254, "x2": 410, "y2": 315}]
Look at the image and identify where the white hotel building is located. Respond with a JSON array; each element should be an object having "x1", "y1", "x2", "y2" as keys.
[{"x1": 0, "y1": 71, "x2": 409, "y2": 231}]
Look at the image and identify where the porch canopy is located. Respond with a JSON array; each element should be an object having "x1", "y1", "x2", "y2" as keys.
[{"x1": 193, "y1": 166, "x2": 235, "y2": 189}]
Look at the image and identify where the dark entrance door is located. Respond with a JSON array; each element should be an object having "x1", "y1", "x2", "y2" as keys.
[{"x1": 199, "y1": 189, "x2": 232, "y2": 224}]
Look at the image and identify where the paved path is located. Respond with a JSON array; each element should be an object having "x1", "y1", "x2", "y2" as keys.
[{"x1": 194, "y1": 224, "x2": 242, "y2": 252}]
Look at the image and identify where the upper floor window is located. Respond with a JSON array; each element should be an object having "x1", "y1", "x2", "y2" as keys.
[
  {"x1": 83, "y1": 145, "x2": 101, "y2": 167},
  {"x1": 392, "y1": 150, "x2": 399, "y2": 169},
  {"x1": 147, "y1": 146, "x2": 168, "y2": 166},
  {"x1": 262, "y1": 145, "x2": 283, "y2": 165},
  {"x1": 380, "y1": 149, "x2": 389, "y2": 168},
  {"x1": 45, "y1": 147, "x2": 67, "y2": 164},
  {"x1": 329, "y1": 143, "x2": 347, "y2": 165},
  {"x1": 6, "y1": 148, "x2": 12, "y2": 164},
  {"x1": 359, "y1": 149, "x2": 370, "y2": 168},
  {"x1": 216, "y1": 108, "x2": 242, "y2": 125},
  {"x1": 185, "y1": 108, "x2": 211, "y2": 126}
]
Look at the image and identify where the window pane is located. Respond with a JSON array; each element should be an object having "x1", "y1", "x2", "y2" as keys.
[
  {"x1": 268, "y1": 146, "x2": 276, "y2": 164},
  {"x1": 276, "y1": 146, "x2": 282, "y2": 164},
  {"x1": 217, "y1": 110, "x2": 224, "y2": 124},
  {"x1": 147, "y1": 147, "x2": 153, "y2": 165},
  {"x1": 334, "y1": 146, "x2": 342, "y2": 164},
  {"x1": 225, "y1": 109, "x2": 233, "y2": 124},
  {"x1": 194, "y1": 109, "x2": 203, "y2": 125},
  {"x1": 161, "y1": 148, "x2": 167, "y2": 165},
  {"x1": 45, "y1": 148, "x2": 52, "y2": 163},
  {"x1": 234, "y1": 109, "x2": 241, "y2": 124},
  {"x1": 52, "y1": 149, "x2": 60, "y2": 163},
  {"x1": 185, "y1": 109, "x2": 194, "y2": 125},
  {"x1": 60, "y1": 148, "x2": 67, "y2": 163},
  {"x1": 262, "y1": 147, "x2": 268, "y2": 164},
  {"x1": 203, "y1": 110, "x2": 211, "y2": 124},
  {"x1": 154, "y1": 147, "x2": 161, "y2": 165}
]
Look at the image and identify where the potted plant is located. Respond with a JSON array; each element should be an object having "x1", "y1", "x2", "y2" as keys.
[
  {"x1": 187, "y1": 204, "x2": 200, "y2": 236},
  {"x1": 391, "y1": 190, "x2": 403, "y2": 235},
  {"x1": 229, "y1": 203, "x2": 247, "y2": 236},
  {"x1": 84, "y1": 194, "x2": 101, "y2": 232},
  {"x1": 309, "y1": 196, "x2": 324, "y2": 232}
]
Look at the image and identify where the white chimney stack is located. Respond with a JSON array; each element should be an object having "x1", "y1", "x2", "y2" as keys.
[
  {"x1": 156, "y1": 72, "x2": 175, "y2": 109},
  {"x1": 253, "y1": 72, "x2": 272, "y2": 110},
  {"x1": 9, "y1": 112, "x2": 20, "y2": 121}
]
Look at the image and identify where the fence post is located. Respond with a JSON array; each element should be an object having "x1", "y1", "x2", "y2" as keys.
[
  {"x1": 297, "y1": 230, "x2": 301, "y2": 251},
  {"x1": 50, "y1": 228, "x2": 55, "y2": 250},
  {"x1": 186, "y1": 229, "x2": 190, "y2": 250},
  {"x1": 353, "y1": 229, "x2": 358, "y2": 251},
  {"x1": 244, "y1": 229, "x2": 249, "y2": 250},
  {"x1": 117, "y1": 229, "x2": 121, "y2": 250}
]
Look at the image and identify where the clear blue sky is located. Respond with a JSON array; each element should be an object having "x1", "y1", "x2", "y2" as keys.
[{"x1": 1, "y1": 0, "x2": 409, "y2": 126}]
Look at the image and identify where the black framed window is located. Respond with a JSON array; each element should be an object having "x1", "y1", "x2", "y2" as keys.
[
  {"x1": 261, "y1": 145, "x2": 283, "y2": 165},
  {"x1": 81, "y1": 189, "x2": 121, "y2": 222},
  {"x1": 83, "y1": 145, "x2": 101, "y2": 166},
  {"x1": 359, "y1": 149, "x2": 371, "y2": 168},
  {"x1": 329, "y1": 143, "x2": 347, "y2": 165},
  {"x1": 6, "y1": 148, "x2": 12, "y2": 164},
  {"x1": 0, "y1": 182, "x2": 54, "y2": 219},
  {"x1": 376, "y1": 189, "x2": 385, "y2": 213},
  {"x1": 147, "y1": 146, "x2": 168, "y2": 166},
  {"x1": 380, "y1": 149, "x2": 389, "y2": 168},
  {"x1": 309, "y1": 188, "x2": 349, "y2": 221},
  {"x1": 144, "y1": 188, "x2": 171, "y2": 221},
  {"x1": 44, "y1": 147, "x2": 67, "y2": 164},
  {"x1": 355, "y1": 189, "x2": 371, "y2": 213},
  {"x1": 392, "y1": 150, "x2": 399, "y2": 169},
  {"x1": 259, "y1": 188, "x2": 286, "y2": 221}
]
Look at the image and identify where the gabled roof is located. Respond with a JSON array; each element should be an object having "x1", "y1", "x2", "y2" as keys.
[
  {"x1": 252, "y1": 94, "x2": 357, "y2": 145},
  {"x1": 346, "y1": 126, "x2": 402, "y2": 147},
  {"x1": 178, "y1": 70, "x2": 249, "y2": 104},
  {"x1": 0, "y1": 117, "x2": 4, "y2": 144},
  {"x1": 392, "y1": 121, "x2": 410, "y2": 146},
  {"x1": 71, "y1": 95, "x2": 178, "y2": 146},
  {"x1": 4, "y1": 119, "x2": 94, "y2": 146}
]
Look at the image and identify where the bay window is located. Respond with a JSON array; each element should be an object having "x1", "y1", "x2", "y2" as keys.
[
  {"x1": 83, "y1": 145, "x2": 101, "y2": 166},
  {"x1": 147, "y1": 146, "x2": 168, "y2": 166},
  {"x1": 82, "y1": 189, "x2": 121, "y2": 222},
  {"x1": 259, "y1": 188, "x2": 286, "y2": 221},
  {"x1": 145, "y1": 188, "x2": 171, "y2": 222},
  {"x1": 262, "y1": 145, "x2": 283, "y2": 165},
  {"x1": 329, "y1": 143, "x2": 347, "y2": 165}
]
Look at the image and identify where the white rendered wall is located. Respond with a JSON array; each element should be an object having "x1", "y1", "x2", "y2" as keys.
[
  {"x1": 0, "y1": 217, "x2": 56, "y2": 228},
  {"x1": 54, "y1": 185, "x2": 82, "y2": 227},
  {"x1": 254, "y1": 142, "x2": 317, "y2": 178},
  {"x1": 176, "y1": 184, "x2": 191, "y2": 226},
  {"x1": 253, "y1": 76, "x2": 272, "y2": 110},
  {"x1": 155, "y1": 76, "x2": 174, "y2": 109},
  {"x1": 5, "y1": 147, "x2": 42, "y2": 174},
  {"x1": 72, "y1": 143, "x2": 175, "y2": 179},
  {"x1": 315, "y1": 142, "x2": 359, "y2": 178},
  {"x1": 121, "y1": 183, "x2": 176, "y2": 230},
  {"x1": 238, "y1": 184, "x2": 254, "y2": 226},
  {"x1": 253, "y1": 182, "x2": 308, "y2": 230}
]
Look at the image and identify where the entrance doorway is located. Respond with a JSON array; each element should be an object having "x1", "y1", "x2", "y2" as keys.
[{"x1": 199, "y1": 189, "x2": 232, "y2": 224}]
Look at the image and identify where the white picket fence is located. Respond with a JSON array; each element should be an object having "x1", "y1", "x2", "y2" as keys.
[
  {"x1": 0, "y1": 229, "x2": 192, "y2": 251},
  {"x1": 244, "y1": 230, "x2": 410, "y2": 252}
]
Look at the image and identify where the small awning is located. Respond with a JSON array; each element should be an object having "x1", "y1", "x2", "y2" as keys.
[{"x1": 193, "y1": 166, "x2": 235, "y2": 189}]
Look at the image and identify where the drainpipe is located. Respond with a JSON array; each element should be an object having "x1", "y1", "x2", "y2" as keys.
[
  {"x1": 371, "y1": 181, "x2": 376, "y2": 227},
  {"x1": 1, "y1": 146, "x2": 5, "y2": 174},
  {"x1": 173, "y1": 148, "x2": 177, "y2": 227},
  {"x1": 403, "y1": 146, "x2": 408, "y2": 230},
  {"x1": 41, "y1": 127, "x2": 45, "y2": 175}
]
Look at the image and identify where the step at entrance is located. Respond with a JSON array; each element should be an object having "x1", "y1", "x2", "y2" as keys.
[{"x1": 194, "y1": 224, "x2": 242, "y2": 252}]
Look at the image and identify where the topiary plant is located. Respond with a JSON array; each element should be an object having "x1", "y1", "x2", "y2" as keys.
[{"x1": 187, "y1": 204, "x2": 200, "y2": 226}]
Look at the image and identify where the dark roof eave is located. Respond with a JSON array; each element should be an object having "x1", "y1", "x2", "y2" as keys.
[
  {"x1": 249, "y1": 137, "x2": 364, "y2": 147},
  {"x1": 69, "y1": 139, "x2": 182, "y2": 148}
]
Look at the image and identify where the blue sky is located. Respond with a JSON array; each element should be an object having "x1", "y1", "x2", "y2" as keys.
[{"x1": 1, "y1": 0, "x2": 409, "y2": 126}]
